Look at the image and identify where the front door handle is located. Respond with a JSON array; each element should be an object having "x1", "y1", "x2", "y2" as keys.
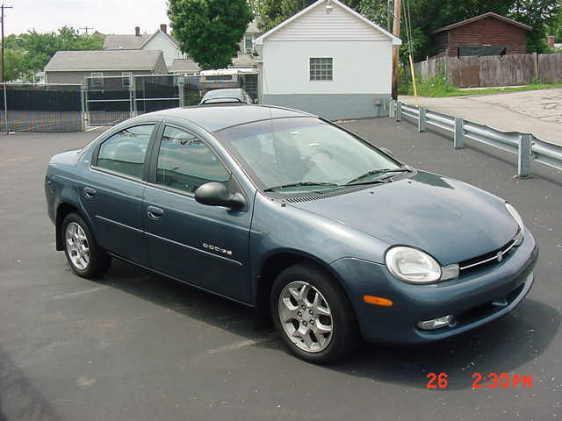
[
  {"x1": 147, "y1": 206, "x2": 164, "y2": 220},
  {"x1": 83, "y1": 186, "x2": 96, "y2": 199}
]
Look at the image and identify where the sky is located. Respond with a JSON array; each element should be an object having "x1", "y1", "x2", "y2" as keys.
[{"x1": 3, "y1": 0, "x2": 170, "y2": 35}]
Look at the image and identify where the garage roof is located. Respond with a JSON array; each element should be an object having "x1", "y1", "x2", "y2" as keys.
[
  {"x1": 433, "y1": 12, "x2": 532, "y2": 34},
  {"x1": 45, "y1": 50, "x2": 165, "y2": 72},
  {"x1": 255, "y1": 0, "x2": 401, "y2": 46}
]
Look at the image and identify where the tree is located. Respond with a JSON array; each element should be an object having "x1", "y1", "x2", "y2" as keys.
[
  {"x1": 168, "y1": 0, "x2": 253, "y2": 69},
  {"x1": 251, "y1": 0, "x2": 364, "y2": 31},
  {"x1": 251, "y1": 0, "x2": 559, "y2": 59},
  {"x1": 4, "y1": 27, "x2": 103, "y2": 81},
  {"x1": 4, "y1": 48, "x2": 27, "y2": 81},
  {"x1": 548, "y1": 7, "x2": 562, "y2": 41},
  {"x1": 510, "y1": 0, "x2": 560, "y2": 51}
]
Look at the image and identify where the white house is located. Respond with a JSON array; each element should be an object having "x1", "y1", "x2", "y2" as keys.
[
  {"x1": 255, "y1": 0, "x2": 401, "y2": 120},
  {"x1": 232, "y1": 19, "x2": 261, "y2": 68},
  {"x1": 104, "y1": 25, "x2": 198, "y2": 71}
]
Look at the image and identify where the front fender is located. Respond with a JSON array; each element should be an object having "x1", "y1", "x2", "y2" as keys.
[
  {"x1": 249, "y1": 193, "x2": 389, "y2": 306},
  {"x1": 51, "y1": 173, "x2": 95, "y2": 251}
]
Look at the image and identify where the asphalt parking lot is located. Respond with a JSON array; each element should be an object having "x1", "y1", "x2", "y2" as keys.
[{"x1": 1, "y1": 118, "x2": 561, "y2": 421}]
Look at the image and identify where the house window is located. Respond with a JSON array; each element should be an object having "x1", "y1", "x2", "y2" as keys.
[
  {"x1": 310, "y1": 58, "x2": 333, "y2": 81},
  {"x1": 244, "y1": 35, "x2": 254, "y2": 54},
  {"x1": 122, "y1": 72, "x2": 132, "y2": 88},
  {"x1": 90, "y1": 72, "x2": 104, "y2": 89}
]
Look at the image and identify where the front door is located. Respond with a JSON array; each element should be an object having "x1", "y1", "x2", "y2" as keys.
[
  {"x1": 81, "y1": 124, "x2": 156, "y2": 265},
  {"x1": 144, "y1": 125, "x2": 252, "y2": 303}
]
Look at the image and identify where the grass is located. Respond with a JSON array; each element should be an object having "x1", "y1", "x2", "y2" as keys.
[{"x1": 401, "y1": 74, "x2": 562, "y2": 97}]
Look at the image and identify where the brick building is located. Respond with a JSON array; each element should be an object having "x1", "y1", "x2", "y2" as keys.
[{"x1": 432, "y1": 12, "x2": 532, "y2": 57}]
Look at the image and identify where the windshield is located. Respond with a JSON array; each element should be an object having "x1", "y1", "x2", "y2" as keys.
[
  {"x1": 216, "y1": 117, "x2": 403, "y2": 192},
  {"x1": 204, "y1": 89, "x2": 242, "y2": 100}
]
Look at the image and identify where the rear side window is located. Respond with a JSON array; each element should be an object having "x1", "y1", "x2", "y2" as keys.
[
  {"x1": 96, "y1": 125, "x2": 154, "y2": 179},
  {"x1": 155, "y1": 126, "x2": 229, "y2": 194}
]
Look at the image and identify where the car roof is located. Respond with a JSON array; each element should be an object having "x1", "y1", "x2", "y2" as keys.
[{"x1": 136, "y1": 104, "x2": 316, "y2": 132}]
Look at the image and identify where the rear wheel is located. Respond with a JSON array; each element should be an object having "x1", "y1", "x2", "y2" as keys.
[
  {"x1": 271, "y1": 263, "x2": 358, "y2": 364},
  {"x1": 62, "y1": 213, "x2": 110, "y2": 278}
]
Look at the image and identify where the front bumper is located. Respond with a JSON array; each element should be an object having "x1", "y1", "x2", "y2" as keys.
[{"x1": 330, "y1": 229, "x2": 538, "y2": 344}]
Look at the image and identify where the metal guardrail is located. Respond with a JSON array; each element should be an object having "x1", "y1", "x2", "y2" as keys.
[{"x1": 391, "y1": 101, "x2": 562, "y2": 177}]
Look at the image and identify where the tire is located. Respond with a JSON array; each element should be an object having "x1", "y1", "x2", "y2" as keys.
[
  {"x1": 271, "y1": 263, "x2": 358, "y2": 364},
  {"x1": 61, "y1": 213, "x2": 110, "y2": 279}
]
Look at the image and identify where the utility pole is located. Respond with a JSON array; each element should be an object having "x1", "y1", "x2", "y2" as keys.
[
  {"x1": 80, "y1": 26, "x2": 93, "y2": 35},
  {"x1": 1, "y1": 2, "x2": 12, "y2": 134},
  {"x1": 391, "y1": 0, "x2": 401, "y2": 100}
]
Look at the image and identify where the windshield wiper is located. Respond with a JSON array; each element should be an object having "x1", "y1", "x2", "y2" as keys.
[
  {"x1": 345, "y1": 168, "x2": 411, "y2": 186},
  {"x1": 264, "y1": 181, "x2": 341, "y2": 192}
]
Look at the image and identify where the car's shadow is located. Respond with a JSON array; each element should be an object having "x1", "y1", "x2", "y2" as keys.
[{"x1": 100, "y1": 259, "x2": 560, "y2": 391}]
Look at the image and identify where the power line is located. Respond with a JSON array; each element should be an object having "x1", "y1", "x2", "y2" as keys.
[{"x1": 391, "y1": 0, "x2": 401, "y2": 99}]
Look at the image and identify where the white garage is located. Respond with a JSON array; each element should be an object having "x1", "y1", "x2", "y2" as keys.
[{"x1": 255, "y1": 0, "x2": 401, "y2": 120}]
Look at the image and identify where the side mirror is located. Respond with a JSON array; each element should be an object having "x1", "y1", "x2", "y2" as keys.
[
  {"x1": 380, "y1": 147, "x2": 393, "y2": 156},
  {"x1": 194, "y1": 182, "x2": 245, "y2": 210}
]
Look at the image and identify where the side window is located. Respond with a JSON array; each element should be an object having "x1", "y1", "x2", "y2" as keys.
[
  {"x1": 155, "y1": 126, "x2": 230, "y2": 194},
  {"x1": 96, "y1": 124, "x2": 154, "y2": 179}
]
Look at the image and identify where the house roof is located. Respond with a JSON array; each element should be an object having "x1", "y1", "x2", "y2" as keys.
[
  {"x1": 232, "y1": 54, "x2": 258, "y2": 68},
  {"x1": 103, "y1": 34, "x2": 151, "y2": 50},
  {"x1": 255, "y1": 0, "x2": 401, "y2": 46},
  {"x1": 246, "y1": 19, "x2": 261, "y2": 34},
  {"x1": 141, "y1": 30, "x2": 180, "y2": 49},
  {"x1": 104, "y1": 30, "x2": 180, "y2": 50},
  {"x1": 170, "y1": 58, "x2": 201, "y2": 74},
  {"x1": 44, "y1": 50, "x2": 165, "y2": 72},
  {"x1": 432, "y1": 12, "x2": 532, "y2": 34}
]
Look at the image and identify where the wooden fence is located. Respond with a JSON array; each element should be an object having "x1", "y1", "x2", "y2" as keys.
[{"x1": 414, "y1": 53, "x2": 562, "y2": 87}]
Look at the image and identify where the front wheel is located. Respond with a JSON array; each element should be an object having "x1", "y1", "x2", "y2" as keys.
[
  {"x1": 271, "y1": 263, "x2": 358, "y2": 364},
  {"x1": 62, "y1": 213, "x2": 110, "y2": 278}
]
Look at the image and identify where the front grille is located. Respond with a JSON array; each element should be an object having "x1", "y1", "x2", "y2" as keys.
[
  {"x1": 456, "y1": 283, "x2": 525, "y2": 325},
  {"x1": 458, "y1": 230, "x2": 521, "y2": 273}
]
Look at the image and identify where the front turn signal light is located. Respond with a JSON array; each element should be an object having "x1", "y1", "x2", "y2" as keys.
[{"x1": 363, "y1": 295, "x2": 393, "y2": 307}]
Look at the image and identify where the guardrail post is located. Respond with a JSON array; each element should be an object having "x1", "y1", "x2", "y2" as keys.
[
  {"x1": 453, "y1": 117, "x2": 464, "y2": 149},
  {"x1": 418, "y1": 107, "x2": 426, "y2": 132},
  {"x1": 517, "y1": 134, "x2": 532, "y2": 177},
  {"x1": 389, "y1": 100, "x2": 395, "y2": 118},
  {"x1": 395, "y1": 101, "x2": 402, "y2": 122}
]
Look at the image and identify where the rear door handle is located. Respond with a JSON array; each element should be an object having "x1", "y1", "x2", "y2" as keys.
[
  {"x1": 147, "y1": 206, "x2": 164, "y2": 220},
  {"x1": 83, "y1": 187, "x2": 96, "y2": 199}
]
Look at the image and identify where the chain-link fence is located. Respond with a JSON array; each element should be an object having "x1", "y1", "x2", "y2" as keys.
[
  {"x1": 0, "y1": 83, "x2": 83, "y2": 132},
  {"x1": 84, "y1": 73, "x2": 259, "y2": 127},
  {"x1": 0, "y1": 72, "x2": 259, "y2": 133}
]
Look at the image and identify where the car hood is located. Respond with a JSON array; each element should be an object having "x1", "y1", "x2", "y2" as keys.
[
  {"x1": 49, "y1": 149, "x2": 82, "y2": 166},
  {"x1": 289, "y1": 171, "x2": 518, "y2": 265}
]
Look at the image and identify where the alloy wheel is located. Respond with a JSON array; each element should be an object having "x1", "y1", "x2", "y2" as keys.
[
  {"x1": 278, "y1": 280, "x2": 334, "y2": 353},
  {"x1": 65, "y1": 222, "x2": 90, "y2": 271}
]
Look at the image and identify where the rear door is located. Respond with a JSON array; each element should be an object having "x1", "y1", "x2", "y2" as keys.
[
  {"x1": 81, "y1": 123, "x2": 158, "y2": 265},
  {"x1": 144, "y1": 125, "x2": 253, "y2": 303}
]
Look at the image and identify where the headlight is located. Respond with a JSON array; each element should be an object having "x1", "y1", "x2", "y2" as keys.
[
  {"x1": 505, "y1": 203, "x2": 524, "y2": 244},
  {"x1": 385, "y1": 246, "x2": 442, "y2": 284}
]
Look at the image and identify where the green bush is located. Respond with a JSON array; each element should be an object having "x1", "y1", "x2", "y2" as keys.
[{"x1": 400, "y1": 72, "x2": 458, "y2": 97}]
